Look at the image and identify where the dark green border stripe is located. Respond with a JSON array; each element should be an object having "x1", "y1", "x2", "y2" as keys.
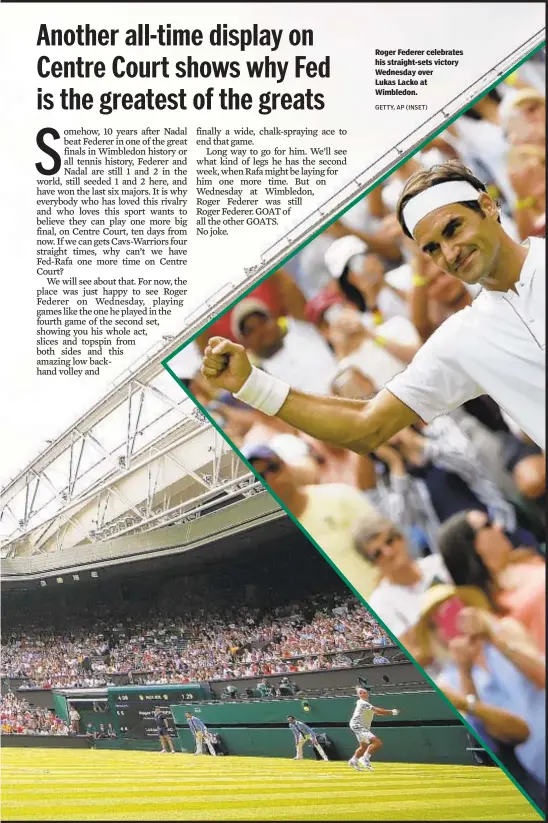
[
  {"x1": 161, "y1": 42, "x2": 546, "y2": 819},
  {"x1": 163, "y1": 374, "x2": 545, "y2": 820},
  {"x1": 161, "y1": 38, "x2": 545, "y2": 369}
]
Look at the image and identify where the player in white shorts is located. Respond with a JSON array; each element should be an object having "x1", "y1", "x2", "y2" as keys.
[{"x1": 348, "y1": 687, "x2": 399, "y2": 772}]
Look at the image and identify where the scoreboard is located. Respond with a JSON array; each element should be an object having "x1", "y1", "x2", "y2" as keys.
[{"x1": 109, "y1": 684, "x2": 212, "y2": 739}]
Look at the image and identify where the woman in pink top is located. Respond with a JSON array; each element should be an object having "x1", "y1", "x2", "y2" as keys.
[{"x1": 437, "y1": 510, "x2": 545, "y2": 653}]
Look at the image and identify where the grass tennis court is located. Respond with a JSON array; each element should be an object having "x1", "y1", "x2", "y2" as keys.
[{"x1": 1, "y1": 750, "x2": 541, "y2": 821}]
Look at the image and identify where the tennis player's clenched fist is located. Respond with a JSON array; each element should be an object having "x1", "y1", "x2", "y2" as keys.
[{"x1": 201, "y1": 337, "x2": 252, "y2": 394}]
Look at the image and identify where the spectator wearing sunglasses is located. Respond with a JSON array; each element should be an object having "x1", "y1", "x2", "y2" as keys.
[
  {"x1": 438, "y1": 510, "x2": 545, "y2": 654},
  {"x1": 353, "y1": 516, "x2": 451, "y2": 666},
  {"x1": 242, "y1": 443, "x2": 381, "y2": 600}
]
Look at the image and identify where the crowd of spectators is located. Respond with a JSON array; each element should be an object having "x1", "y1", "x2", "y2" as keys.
[
  {"x1": 2, "y1": 55, "x2": 544, "y2": 804},
  {"x1": 1, "y1": 591, "x2": 392, "y2": 690},
  {"x1": 169, "y1": 59, "x2": 546, "y2": 806},
  {"x1": 0, "y1": 692, "x2": 70, "y2": 736},
  {"x1": 173, "y1": 66, "x2": 545, "y2": 591}
]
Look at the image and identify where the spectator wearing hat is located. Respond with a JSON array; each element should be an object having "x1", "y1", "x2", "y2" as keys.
[
  {"x1": 499, "y1": 87, "x2": 546, "y2": 148},
  {"x1": 242, "y1": 441, "x2": 381, "y2": 600},
  {"x1": 303, "y1": 288, "x2": 346, "y2": 340},
  {"x1": 416, "y1": 584, "x2": 545, "y2": 796},
  {"x1": 293, "y1": 220, "x2": 402, "y2": 302},
  {"x1": 229, "y1": 297, "x2": 338, "y2": 395},
  {"x1": 245, "y1": 432, "x2": 323, "y2": 487},
  {"x1": 321, "y1": 237, "x2": 423, "y2": 390},
  {"x1": 326, "y1": 308, "x2": 421, "y2": 394},
  {"x1": 503, "y1": 52, "x2": 546, "y2": 95},
  {"x1": 194, "y1": 270, "x2": 308, "y2": 351},
  {"x1": 324, "y1": 235, "x2": 410, "y2": 325},
  {"x1": 328, "y1": 212, "x2": 404, "y2": 265},
  {"x1": 241, "y1": 395, "x2": 383, "y2": 492}
]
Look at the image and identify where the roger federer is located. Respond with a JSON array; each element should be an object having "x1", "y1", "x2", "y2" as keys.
[{"x1": 201, "y1": 161, "x2": 545, "y2": 453}]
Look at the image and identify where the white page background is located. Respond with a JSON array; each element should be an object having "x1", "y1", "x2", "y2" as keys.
[{"x1": 0, "y1": 2, "x2": 544, "y2": 485}]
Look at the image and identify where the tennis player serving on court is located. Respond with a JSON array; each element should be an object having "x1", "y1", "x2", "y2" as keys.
[
  {"x1": 348, "y1": 687, "x2": 399, "y2": 772},
  {"x1": 201, "y1": 162, "x2": 545, "y2": 452}
]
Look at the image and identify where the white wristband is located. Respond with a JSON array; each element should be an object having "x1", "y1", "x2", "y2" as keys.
[{"x1": 234, "y1": 366, "x2": 290, "y2": 416}]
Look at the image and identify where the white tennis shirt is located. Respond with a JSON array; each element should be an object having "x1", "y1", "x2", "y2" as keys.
[
  {"x1": 350, "y1": 698, "x2": 375, "y2": 729},
  {"x1": 387, "y1": 238, "x2": 545, "y2": 449}
]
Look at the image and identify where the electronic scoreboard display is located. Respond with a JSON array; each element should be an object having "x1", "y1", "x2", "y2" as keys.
[{"x1": 109, "y1": 684, "x2": 212, "y2": 739}]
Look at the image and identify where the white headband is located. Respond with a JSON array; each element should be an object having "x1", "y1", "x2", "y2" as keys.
[{"x1": 402, "y1": 180, "x2": 481, "y2": 237}]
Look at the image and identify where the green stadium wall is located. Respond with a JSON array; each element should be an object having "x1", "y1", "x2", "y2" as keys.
[
  {"x1": 171, "y1": 692, "x2": 455, "y2": 725},
  {"x1": 174, "y1": 725, "x2": 471, "y2": 763},
  {"x1": 171, "y1": 693, "x2": 475, "y2": 765}
]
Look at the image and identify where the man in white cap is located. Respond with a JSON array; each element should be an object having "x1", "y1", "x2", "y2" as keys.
[
  {"x1": 221, "y1": 295, "x2": 337, "y2": 395},
  {"x1": 200, "y1": 161, "x2": 545, "y2": 451},
  {"x1": 323, "y1": 235, "x2": 422, "y2": 388},
  {"x1": 499, "y1": 87, "x2": 545, "y2": 147},
  {"x1": 324, "y1": 235, "x2": 410, "y2": 324}
]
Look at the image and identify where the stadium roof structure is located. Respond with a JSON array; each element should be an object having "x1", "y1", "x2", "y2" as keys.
[
  {"x1": 0, "y1": 313, "x2": 282, "y2": 578},
  {"x1": 3, "y1": 33, "x2": 543, "y2": 579}
]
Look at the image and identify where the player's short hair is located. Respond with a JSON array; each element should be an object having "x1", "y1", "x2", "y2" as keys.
[
  {"x1": 287, "y1": 715, "x2": 295, "y2": 721},
  {"x1": 396, "y1": 160, "x2": 495, "y2": 238}
]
